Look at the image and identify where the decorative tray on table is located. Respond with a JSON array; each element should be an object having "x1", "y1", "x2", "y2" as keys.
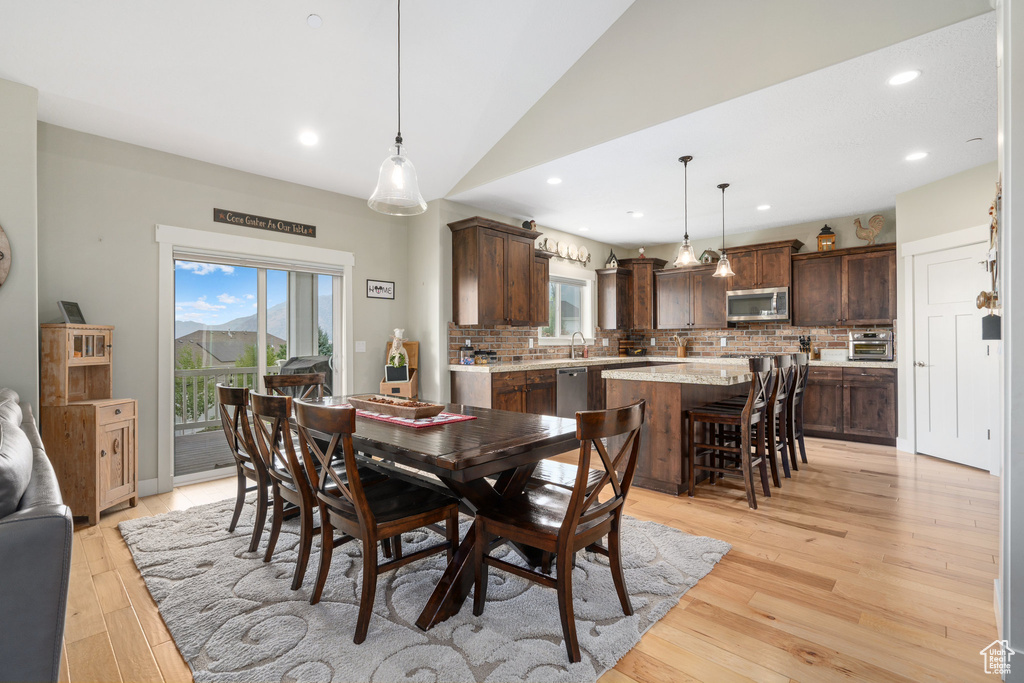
[{"x1": 347, "y1": 395, "x2": 446, "y2": 420}]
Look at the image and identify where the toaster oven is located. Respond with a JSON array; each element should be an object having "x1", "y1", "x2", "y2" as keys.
[{"x1": 848, "y1": 331, "x2": 893, "y2": 361}]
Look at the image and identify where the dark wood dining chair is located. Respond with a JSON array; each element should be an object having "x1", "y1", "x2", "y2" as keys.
[
  {"x1": 264, "y1": 372, "x2": 326, "y2": 400},
  {"x1": 216, "y1": 384, "x2": 271, "y2": 553},
  {"x1": 787, "y1": 353, "x2": 810, "y2": 466},
  {"x1": 472, "y1": 400, "x2": 646, "y2": 663},
  {"x1": 294, "y1": 399, "x2": 459, "y2": 644},
  {"x1": 766, "y1": 354, "x2": 796, "y2": 481},
  {"x1": 685, "y1": 358, "x2": 774, "y2": 509}
]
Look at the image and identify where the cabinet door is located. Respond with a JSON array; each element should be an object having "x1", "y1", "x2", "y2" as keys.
[
  {"x1": 478, "y1": 229, "x2": 508, "y2": 325},
  {"x1": 843, "y1": 251, "x2": 896, "y2": 325},
  {"x1": 596, "y1": 270, "x2": 632, "y2": 330},
  {"x1": 530, "y1": 256, "x2": 550, "y2": 327},
  {"x1": 726, "y1": 251, "x2": 758, "y2": 291},
  {"x1": 631, "y1": 263, "x2": 656, "y2": 329},
  {"x1": 793, "y1": 257, "x2": 843, "y2": 326},
  {"x1": 655, "y1": 270, "x2": 691, "y2": 329},
  {"x1": 526, "y1": 369, "x2": 557, "y2": 416},
  {"x1": 802, "y1": 368, "x2": 844, "y2": 434},
  {"x1": 99, "y1": 419, "x2": 135, "y2": 507},
  {"x1": 691, "y1": 268, "x2": 728, "y2": 328},
  {"x1": 843, "y1": 380, "x2": 896, "y2": 439},
  {"x1": 757, "y1": 247, "x2": 791, "y2": 288},
  {"x1": 506, "y1": 236, "x2": 534, "y2": 326},
  {"x1": 491, "y1": 372, "x2": 526, "y2": 413}
]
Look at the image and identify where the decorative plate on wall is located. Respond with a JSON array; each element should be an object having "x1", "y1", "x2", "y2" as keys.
[
  {"x1": 578, "y1": 245, "x2": 589, "y2": 263},
  {"x1": 557, "y1": 242, "x2": 568, "y2": 258},
  {"x1": 568, "y1": 244, "x2": 579, "y2": 260},
  {"x1": 0, "y1": 223, "x2": 10, "y2": 288}
]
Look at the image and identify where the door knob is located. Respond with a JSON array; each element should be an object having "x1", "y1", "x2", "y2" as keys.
[{"x1": 914, "y1": 361, "x2": 927, "y2": 367}]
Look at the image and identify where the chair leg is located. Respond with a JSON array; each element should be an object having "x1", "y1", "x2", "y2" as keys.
[
  {"x1": 228, "y1": 465, "x2": 246, "y2": 533},
  {"x1": 556, "y1": 549, "x2": 581, "y2": 663},
  {"x1": 796, "y1": 408, "x2": 808, "y2": 464},
  {"x1": 540, "y1": 552, "x2": 553, "y2": 575},
  {"x1": 687, "y1": 415, "x2": 697, "y2": 498},
  {"x1": 777, "y1": 414, "x2": 792, "y2": 479},
  {"x1": 446, "y1": 507, "x2": 459, "y2": 563},
  {"x1": 310, "y1": 509, "x2": 334, "y2": 605},
  {"x1": 608, "y1": 513, "x2": 633, "y2": 616},
  {"x1": 786, "y1": 410, "x2": 800, "y2": 472},
  {"x1": 291, "y1": 502, "x2": 314, "y2": 590},
  {"x1": 392, "y1": 534, "x2": 403, "y2": 559},
  {"x1": 264, "y1": 485, "x2": 284, "y2": 562},
  {"x1": 756, "y1": 419, "x2": 772, "y2": 498},
  {"x1": 765, "y1": 416, "x2": 782, "y2": 487},
  {"x1": 473, "y1": 519, "x2": 489, "y2": 617},
  {"x1": 354, "y1": 543, "x2": 379, "y2": 644},
  {"x1": 742, "y1": 426, "x2": 757, "y2": 510},
  {"x1": 381, "y1": 537, "x2": 393, "y2": 558},
  {"x1": 249, "y1": 480, "x2": 269, "y2": 553}
]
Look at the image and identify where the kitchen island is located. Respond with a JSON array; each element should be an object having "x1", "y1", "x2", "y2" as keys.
[{"x1": 603, "y1": 362, "x2": 751, "y2": 495}]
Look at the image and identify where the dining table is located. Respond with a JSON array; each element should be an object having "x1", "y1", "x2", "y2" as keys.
[{"x1": 305, "y1": 396, "x2": 581, "y2": 630}]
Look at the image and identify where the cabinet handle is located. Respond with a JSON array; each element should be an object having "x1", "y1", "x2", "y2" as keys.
[
  {"x1": 100, "y1": 450, "x2": 107, "y2": 457},
  {"x1": 115, "y1": 408, "x2": 122, "y2": 415}
]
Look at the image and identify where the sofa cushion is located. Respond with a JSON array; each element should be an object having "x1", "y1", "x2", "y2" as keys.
[
  {"x1": 0, "y1": 420, "x2": 33, "y2": 518},
  {"x1": 0, "y1": 391, "x2": 22, "y2": 427}
]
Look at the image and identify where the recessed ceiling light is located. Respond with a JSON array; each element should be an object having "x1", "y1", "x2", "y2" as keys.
[
  {"x1": 628, "y1": 211, "x2": 644, "y2": 218},
  {"x1": 905, "y1": 151, "x2": 928, "y2": 161},
  {"x1": 888, "y1": 70, "x2": 921, "y2": 86},
  {"x1": 307, "y1": 14, "x2": 323, "y2": 28},
  {"x1": 757, "y1": 204, "x2": 771, "y2": 211},
  {"x1": 547, "y1": 177, "x2": 562, "y2": 185},
  {"x1": 299, "y1": 130, "x2": 319, "y2": 146}
]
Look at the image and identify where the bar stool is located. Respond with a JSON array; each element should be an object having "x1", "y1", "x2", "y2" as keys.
[
  {"x1": 787, "y1": 353, "x2": 810, "y2": 467},
  {"x1": 684, "y1": 357, "x2": 774, "y2": 509},
  {"x1": 767, "y1": 355, "x2": 796, "y2": 481}
]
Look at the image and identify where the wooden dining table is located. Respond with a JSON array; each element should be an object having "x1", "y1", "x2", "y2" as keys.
[{"x1": 305, "y1": 396, "x2": 580, "y2": 630}]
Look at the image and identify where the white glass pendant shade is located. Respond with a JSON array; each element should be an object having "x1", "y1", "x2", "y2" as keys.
[
  {"x1": 368, "y1": 144, "x2": 427, "y2": 216},
  {"x1": 674, "y1": 240, "x2": 697, "y2": 267},
  {"x1": 713, "y1": 252, "x2": 735, "y2": 278}
]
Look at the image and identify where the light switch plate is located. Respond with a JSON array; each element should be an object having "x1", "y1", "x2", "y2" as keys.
[
  {"x1": 650, "y1": 337, "x2": 656, "y2": 346},
  {"x1": 602, "y1": 338, "x2": 609, "y2": 347},
  {"x1": 529, "y1": 338, "x2": 534, "y2": 348},
  {"x1": 720, "y1": 337, "x2": 727, "y2": 347},
  {"x1": 355, "y1": 341, "x2": 366, "y2": 353}
]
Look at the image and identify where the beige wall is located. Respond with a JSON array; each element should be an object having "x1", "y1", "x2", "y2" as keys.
[
  {"x1": 0, "y1": 78, "x2": 39, "y2": 413},
  {"x1": 37, "y1": 124, "x2": 413, "y2": 482},
  {"x1": 894, "y1": 161, "x2": 998, "y2": 444}
]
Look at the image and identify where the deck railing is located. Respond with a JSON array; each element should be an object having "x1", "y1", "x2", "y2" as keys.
[{"x1": 174, "y1": 366, "x2": 271, "y2": 434}]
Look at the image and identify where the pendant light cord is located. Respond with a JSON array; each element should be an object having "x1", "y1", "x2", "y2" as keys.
[
  {"x1": 683, "y1": 159, "x2": 689, "y2": 240},
  {"x1": 395, "y1": 0, "x2": 403, "y2": 149},
  {"x1": 719, "y1": 183, "x2": 729, "y2": 254}
]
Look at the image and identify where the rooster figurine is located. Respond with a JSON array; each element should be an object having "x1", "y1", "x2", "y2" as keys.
[{"x1": 854, "y1": 214, "x2": 885, "y2": 246}]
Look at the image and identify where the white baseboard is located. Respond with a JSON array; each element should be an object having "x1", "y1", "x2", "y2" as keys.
[
  {"x1": 896, "y1": 437, "x2": 914, "y2": 454},
  {"x1": 995, "y1": 578, "x2": 1002, "y2": 640},
  {"x1": 138, "y1": 478, "x2": 159, "y2": 497}
]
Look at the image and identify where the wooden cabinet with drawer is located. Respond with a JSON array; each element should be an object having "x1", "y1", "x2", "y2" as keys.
[
  {"x1": 803, "y1": 364, "x2": 896, "y2": 445},
  {"x1": 450, "y1": 368, "x2": 558, "y2": 416}
]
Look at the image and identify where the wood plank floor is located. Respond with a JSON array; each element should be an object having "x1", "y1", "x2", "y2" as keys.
[{"x1": 61, "y1": 437, "x2": 999, "y2": 682}]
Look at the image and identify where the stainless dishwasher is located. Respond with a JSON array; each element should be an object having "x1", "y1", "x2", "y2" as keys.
[{"x1": 556, "y1": 367, "x2": 588, "y2": 419}]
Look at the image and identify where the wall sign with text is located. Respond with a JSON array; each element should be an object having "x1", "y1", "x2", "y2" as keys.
[
  {"x1": 367, "y1": 280, "x2": 395, "y2": 300},
  {"x1": 213, "y1": 208, "x2": 316, "y2": 238}
]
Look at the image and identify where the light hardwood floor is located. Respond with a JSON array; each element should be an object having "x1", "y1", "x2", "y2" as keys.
[{"x1": 61, "y1": 437, "x2": 999, "y2": 683}]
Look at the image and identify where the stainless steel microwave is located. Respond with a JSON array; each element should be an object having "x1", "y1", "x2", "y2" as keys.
[{"x1": 726, "y1": 287, "x2": 790, "y2": 322}]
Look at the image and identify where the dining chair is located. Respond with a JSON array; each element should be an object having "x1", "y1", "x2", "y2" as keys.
[
  {"x1": 216, "y1": 384, "x2": 271, "y2": 552},
  {"x1": 294, "y1": 399, "x2": 459, "y2": 644},
  {"x1": 685, "y1": 357, "x2": 774, "y2": 509},
  {"x1": 472, "y1": 399, "x2": 646, "y2": 663},
  {"x1": 766, "y1": 354, "x2": 796, "y2": 481},
  {"x1": 787, "y1": 353, "x2": 810, "y2": 466},
  {"x1": 263, "y1": 372, "x2": 326, "y2": 400}
]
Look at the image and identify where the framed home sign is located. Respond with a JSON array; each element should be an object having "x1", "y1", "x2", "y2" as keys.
[{"x1": 367, "y1": 279, "x2": 395, "y2": 300}]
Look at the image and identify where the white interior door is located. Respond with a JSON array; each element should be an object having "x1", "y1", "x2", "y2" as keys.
[{"x1": 913, "y1": 242, "x2": 998, "y2": 469}]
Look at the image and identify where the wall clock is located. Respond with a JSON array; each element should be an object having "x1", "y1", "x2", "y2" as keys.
[{"x1": 0, "y1": 223, "x2": 10, "y2": 288}]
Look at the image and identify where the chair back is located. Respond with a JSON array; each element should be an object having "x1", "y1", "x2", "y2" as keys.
[
  {"x1": 770, "y1": 354, "x2": 796, "y2": 416},
  {"x1": 560, "y1": 400, "x2": 646, "y2": 540},
  {"x1": 250, "y1": 392, "x2": 314, "y2": 501},
  {"x1": 264, "y1": 373, "x2": 326, "y2": 401},
  {"x1": 293, "y1": 400, "x2": 371, "y2": 527},
  {"x1": 215, "y1": 383, "x2": 263, "y2": 473},
  {"x1": 791, "y1": 353, "x2": 810, "y2": 404},
  {"x1": 742, "y1": 356, "x2": 775, "y2": 423}
]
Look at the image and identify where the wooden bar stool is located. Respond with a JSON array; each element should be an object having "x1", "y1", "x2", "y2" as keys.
[
  {"x1": 684, "y1": 358, "x2": 774, "y2": 509},
  {"x1": 767, "y1": 354, "x2": 796, "y2": 481},
  {"x1": 787, "y1": 353, "x2": 810, "y2": 467}
]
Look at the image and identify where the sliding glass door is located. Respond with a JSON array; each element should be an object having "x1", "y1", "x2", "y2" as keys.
[{"x1": 172, "y1": 256, "x2": 342, "y2": 480}]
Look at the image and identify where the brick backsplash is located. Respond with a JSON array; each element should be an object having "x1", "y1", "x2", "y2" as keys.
[{"x1": 448, "y1": 322, "x2": 891, "y2": 364}]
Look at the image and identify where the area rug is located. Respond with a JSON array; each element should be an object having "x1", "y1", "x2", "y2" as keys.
[{"x1": 119, "y1": 496, "x2": 729, "y2": 683}]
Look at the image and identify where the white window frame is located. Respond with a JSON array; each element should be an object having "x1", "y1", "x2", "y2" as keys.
[{"x1": 537, "y1": 260, "x2": 596, "y2": 346}]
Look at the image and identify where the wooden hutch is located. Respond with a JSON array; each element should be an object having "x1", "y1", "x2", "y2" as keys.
[{"x1": 40, "y1": 324, "x2": 137, "y2": 525}]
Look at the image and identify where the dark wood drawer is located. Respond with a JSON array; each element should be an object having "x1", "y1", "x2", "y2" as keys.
[
  {"x1": 527, "y1": 369, "x2": 556, "y2": 384},
  {"x1": 843, "y1": 367, "x2": 896, "y2": 384},
  {"x1": 491, "y1": 372, "x2": 526, "y2": 390},
  {"x1": 97, "y1": 400, "x2": 135, "y2": 425},
  {"x1": 807, "y1": 366, "x2": 843, "y2": 383}
]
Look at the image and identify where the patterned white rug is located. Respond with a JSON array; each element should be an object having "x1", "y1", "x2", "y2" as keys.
[{"x1": 119, "y1": 496, "x2": 729, "y2": 683}]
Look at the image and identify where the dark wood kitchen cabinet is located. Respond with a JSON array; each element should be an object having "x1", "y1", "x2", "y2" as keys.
[
  {"x1": 726, "y1": 240, "x2": 803, "y2": 291},
  {"x1": 530, "y1": 251, "x2": 552, "y2": 327},
  {"x1": 450, "y1": 217, "x2": 547, "y2": 327},
  {"x1": 792, "y1": 244, "x2": 896, "y2": 326},
  {"x1": 655, "y1": 266, "x2": 726, "y2": 329},
  {"x1": 450, "y1": 368, "x2": 557, "y2": 416},
  {"x1": 596, "y1": 268, "x2": 633, "y2": 330},
  {"x1": 803, "y1": 365, "x2": 896, "y2": 445},
  {"x1": 525, "y1": 368, "x2": 557, "y2": 415},
  {"x1": 618, "y1": 258, "x2": 666, "y2": 329}
]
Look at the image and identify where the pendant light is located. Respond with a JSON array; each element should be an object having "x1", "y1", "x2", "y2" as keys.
[
  {"x1": 712, "y1": 183, "x2": 735, "y2": 278},
  {"x1": 368, "y1": 0, "x2": 427, "y2": 216},
  {"x1": 673, "y1": 155, "x2": 697, "y2": 267}
]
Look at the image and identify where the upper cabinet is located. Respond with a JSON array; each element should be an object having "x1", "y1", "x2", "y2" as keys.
[
  {"x1": 618, "y1": 258, "x2": 666, "y2": 329},
  {"x1": 530, "y1": 251, "x2": 552, "y2": 327},
  {"x1": 450, "y1": 217, "x2": 547, "y2": 327},
  {"x1": 655, "y1": 266, "x2": 726, "y2": 329},
  {"x1": 792, "y1": 244, "x2": 896, "y2": 326},
  {"x1": 596, "y1": 268, "x2": 633, "y2": 330},
  {"x1": 726, "y1": 240, "x2": 803, "y2": 291}
]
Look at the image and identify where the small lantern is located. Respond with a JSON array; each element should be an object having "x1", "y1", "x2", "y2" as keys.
[{"x1": 817, "y1": 224, "x2": 836, "y2": 252}]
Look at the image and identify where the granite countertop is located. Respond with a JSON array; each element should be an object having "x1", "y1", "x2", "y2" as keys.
[
  {"x1": 449, "y1": 355, "x2": 897, "y2": 373},
  {"x1": 602, "y1": 362, "x2": 753, "y2": 386}
]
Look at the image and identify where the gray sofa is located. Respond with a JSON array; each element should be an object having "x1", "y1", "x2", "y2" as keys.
[{"x1": 0, "y1": 388, "x2": 73, "y2": 683}]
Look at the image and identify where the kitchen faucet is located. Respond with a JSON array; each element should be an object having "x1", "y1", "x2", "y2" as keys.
[{"x1": 570, "y1": 331, "x2": 587, "y2": 360}]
